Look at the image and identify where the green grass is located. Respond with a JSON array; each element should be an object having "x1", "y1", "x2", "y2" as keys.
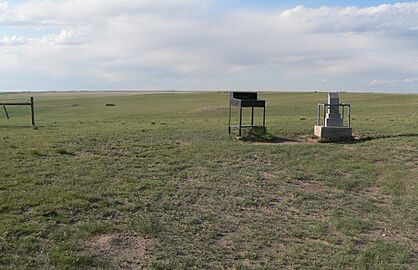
[{"x1": 0, "y1": 92, "x2": 417, "y2": 269}]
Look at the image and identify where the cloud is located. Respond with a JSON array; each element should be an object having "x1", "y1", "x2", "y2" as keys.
[
  {"x1": 404, "y1": 78, "x2": 418, "y2": 83},
  {"x1": 0, "y1": 35, "x2": 26, "y2": 46},
  {"x1": 280, "y1": 3, "x2": 418, "y2": 34},
  {"x1": 0, "y1": 0, "x2": 418, "y2": 91},
  {"x1": 369, "y1": 77, "x2": 418, "y2": 87},
  {"x1": 1, "y1": 30, "x2": 85, "y2": 46}
]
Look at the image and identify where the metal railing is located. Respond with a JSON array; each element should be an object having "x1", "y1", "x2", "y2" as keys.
[{"x1": 317, "y1": 103, "x2": 351, "y2": 127}]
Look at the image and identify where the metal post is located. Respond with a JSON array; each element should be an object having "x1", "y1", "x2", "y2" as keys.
[
  {"x1": 317, "y1": 104, "x2": 321, "y2": 126},
  {"x1": 323, "y1": 105, "x2": 327, "y2": 127},
  {"x1": 263, "y1": 106, "x2": 266, "y2": 129},
  {"x1": 239, "y1": 105, "x2": 243, "y2": 137},
  {"x1": 30, "y1": 97, "x2": 35, "y2": 127},
  {"x1": 228, "y1": 103, "x2": 232, "y2": 134},
  {"x1": 342, "y1": 105, "x2": 345, "y2": 126},
  {"x1": 348, "y1": 105, "x2": 351, "y2": 127},
  {"x1": 251, "y1": 107, "x2": 254, "y2": 127}
]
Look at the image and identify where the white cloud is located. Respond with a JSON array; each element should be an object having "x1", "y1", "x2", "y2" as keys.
[
  {"x1": 1, "y1": 30, "x2": 86, "y2": 46},
  {"x1": 404, "y1": 78, "x2": 418, "y2": 83},
  {"x1": 369, "y1": 79, "x2": 401, "y2": 87},
  {"x1": 0, "y1": 35, "x2": 26, "y2": 46},
  {"x1": 368, "y1": 77, "x2": 418, "y2": 87},
  {"x1": 0, "y1": 0, "x2": 418, "y2": 91}
]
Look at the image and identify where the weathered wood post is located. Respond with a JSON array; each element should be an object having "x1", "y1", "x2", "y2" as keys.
[
  {"x1": 3, "y1": 105, "x2": 9, "y2": 119},
  {"x1": 30, "y1": 97, "x2": 35, "y2": 127}
]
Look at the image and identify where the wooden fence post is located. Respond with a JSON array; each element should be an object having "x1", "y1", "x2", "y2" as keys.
[{"x1": 30, "y1": 97, "x2": 35, "y2": 127}]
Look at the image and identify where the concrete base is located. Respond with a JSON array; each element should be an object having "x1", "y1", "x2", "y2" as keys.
[{"x1": 314, "y1": 125, "x2": 352, "y2": 139}]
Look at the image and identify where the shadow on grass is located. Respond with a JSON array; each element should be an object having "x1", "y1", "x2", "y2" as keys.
[
  {"x1": 55, "y1": 148, "x2": 76, "y2": 156},
  {"x1": 235, "y1": 126, "x2": 300, "y2": 144},
  {"x1": 0, "y1": 125, "x2": 38, "y2": 129},
  {"x1": 355, "y1": 133, "x2": 418, "y2": 142},
  {"x1": 320, "y1": 133, "x2": 418, "y2": 144},
  {"x1": 238, "y1": 135, "x2": 298, "y2": 144}
]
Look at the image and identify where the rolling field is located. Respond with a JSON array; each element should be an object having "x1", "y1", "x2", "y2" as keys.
[{"x1": 0, "y1": 92, "x2": 417, "y2": 269}]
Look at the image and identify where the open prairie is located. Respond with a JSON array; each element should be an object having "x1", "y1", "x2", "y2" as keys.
[{"x1": 0, "y1": 92, "x2": 417, "y2": 269}]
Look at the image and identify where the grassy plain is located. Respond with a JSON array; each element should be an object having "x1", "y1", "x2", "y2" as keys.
[{"x1": 0, "y1": 92, "x2": 417, "y2": 269}]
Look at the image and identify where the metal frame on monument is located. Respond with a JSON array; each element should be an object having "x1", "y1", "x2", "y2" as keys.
[{"x1": 316, "y1": 103, "x2": 351, "y2": 128}]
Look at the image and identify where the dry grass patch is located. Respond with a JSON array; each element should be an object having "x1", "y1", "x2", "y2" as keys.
[{"x1": 89, "y1": 233, "x2": 151, "y2": 269}]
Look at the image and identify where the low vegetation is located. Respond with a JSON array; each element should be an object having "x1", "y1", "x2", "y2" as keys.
[{"x1": 0, "y1": 92, "x2": 417, "y2": 269}]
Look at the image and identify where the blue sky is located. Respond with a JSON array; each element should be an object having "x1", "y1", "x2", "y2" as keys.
[{"x1": 1, "y1": 0, "x2": 418, "y2": 92}]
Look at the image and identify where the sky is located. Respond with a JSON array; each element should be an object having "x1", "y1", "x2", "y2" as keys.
[{"x1": 0, "y1": 0, "x2": 417, "y2": 93}]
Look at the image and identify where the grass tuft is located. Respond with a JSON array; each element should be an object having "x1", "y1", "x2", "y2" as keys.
[
  {"x1": 54, "y1": 148, "x2": 74, "y2": 156},
  {"x1": 239, "y1": 126, "x2": 275, "y2": 142},
  {"x1": 30, "y1": 149, "x2": 45, "y2": 157}
]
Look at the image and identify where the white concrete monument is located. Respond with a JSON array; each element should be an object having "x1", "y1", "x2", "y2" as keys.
[{"x1": 314, "y1": 92, "x2": 352, "y2": 139}]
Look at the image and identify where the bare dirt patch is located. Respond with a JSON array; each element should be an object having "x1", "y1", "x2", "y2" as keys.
[
  {"x1": 405, "y1": 161, "x2": 418, "y2": 173},
  {"x1": 362, "y1": 186, "x2": 390, "y2": 207},
  {"x1": 294, "y1": 180, "x2": 327, "y2": 193},
  {"x1": 175, "y1": 140, "x2": 192, "y2": 147},
  {"x1": 89, "y1": 233, "x2": 150, "y2": 269},
  {"x1": 343, "y1": 145, "x2": 355, "y2": 151},
  {"x1": 237, "y1": 135, "x2": 318, "y2": 145}
]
